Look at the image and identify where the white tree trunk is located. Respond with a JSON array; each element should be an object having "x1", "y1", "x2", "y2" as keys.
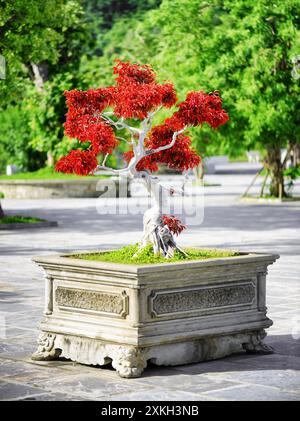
[
  {"x1": 137, "y1": 175, "x2": 186, "y2": 258},
  {"x1": 96, "y1": 111, "x2": 188, "y2": 258}
]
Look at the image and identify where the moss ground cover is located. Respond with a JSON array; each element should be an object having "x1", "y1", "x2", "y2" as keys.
[
  {"x1": 72, "y1": 244, "x2": 239, "y2": 265},
  {"x1": 0, "y1": 215, "x2": 45, "y2": 224}
]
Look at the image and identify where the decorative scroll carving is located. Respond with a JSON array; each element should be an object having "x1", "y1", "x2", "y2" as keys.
[
  {"x1": 149, "y1": 282, "x2": 256, "y2": 317},
  {"x1": 242, "y1": 329, "x2": 273, "y2": 354},
  {"x1": 37, "y1": 333, "x2": 148, "y2": 378},
  {"x1": 31, "y1": 332, "x2": 61, "y2": 361},
  {"x1": 31, "y1": 330, "x2": 272, "y2": 378},
  {"x1": 111, "y1": 346, "x2": 148, "y2": 378},
  {"x1": 55, "y1": 287, "x2": 129, "y2": 318}
]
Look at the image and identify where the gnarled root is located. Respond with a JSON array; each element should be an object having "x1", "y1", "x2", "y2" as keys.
[{"x1": 136, "y1": 210, "x2": 187, "y2": 259}]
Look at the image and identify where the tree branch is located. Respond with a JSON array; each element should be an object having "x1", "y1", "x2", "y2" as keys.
[
  {"x1": 281, "y1": 142, "x2": 294, "y2": 169},
  {"x1": 116, "y1": 136, "x2": 132, "y2": 144},
  {"x1": 94, "y1": 110, "x2": 185, "y2": 179},
  {"x1": 100, "y1": 113, "x2": 141, "y2": 134},
  {"x1": 102, "y1": 153, "x2": 109, "y2": 166},
  {"x1": 96, "y1": 164, "x2": 131, "y2": 174},
  {"x1": 145, "y1": 128, "x2": 186, "y2": 157}
]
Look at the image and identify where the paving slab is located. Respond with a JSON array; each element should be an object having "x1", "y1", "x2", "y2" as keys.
[{"x1": 0, "y1": 174, "x2": 299, "y2": 400}]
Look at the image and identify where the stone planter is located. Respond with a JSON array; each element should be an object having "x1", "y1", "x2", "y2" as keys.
[
  {"x1": 0, "y1": 178, "x2": 129, "y2": 199},
  {"x1": 32, "y1": 250, "x2": 279, "y2": 378}
]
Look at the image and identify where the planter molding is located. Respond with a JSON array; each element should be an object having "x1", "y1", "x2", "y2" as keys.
[{"x1": 32, "y1": 250, "x2": 279, "y2": 378}]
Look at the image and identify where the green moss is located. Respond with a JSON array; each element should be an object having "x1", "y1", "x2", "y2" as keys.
[
  {"x1": 0, "y1": 167, "x2": 109, "y2": 180},
  {"x1": 71, "y1": 244, "x2": 239, "y2": 265},
  {"x1": 0, "y1": 215, "x2": 45, "y2": 224}
]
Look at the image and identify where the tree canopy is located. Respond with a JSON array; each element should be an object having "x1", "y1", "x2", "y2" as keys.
[{"x1": 83, "y1": 0, "x2": 299, "y2": 195}]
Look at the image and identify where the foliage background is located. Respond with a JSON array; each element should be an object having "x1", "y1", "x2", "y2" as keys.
[{"x1": 0, "y1": 0, "x2": 299, "y2": 192}]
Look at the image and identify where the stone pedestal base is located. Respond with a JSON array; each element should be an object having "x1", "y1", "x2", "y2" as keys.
[
  {"x1": 32, "y1": 329, "x2": 273, "y2": 378},
  {"x1": 31, "y1": 249, "x2": 278, "y2": 378}
]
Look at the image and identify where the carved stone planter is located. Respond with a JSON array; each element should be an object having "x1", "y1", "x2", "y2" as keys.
[
  {"x1": 0, "y1": 178, "x2": 129, "y2": 199},
  {"x1": 32, "y1": 250, "x2": 279, "y2": 378}
]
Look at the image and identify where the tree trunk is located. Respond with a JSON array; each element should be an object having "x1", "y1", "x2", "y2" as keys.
[
  {"x1": 267, "y1": 146, "x2": 285, "y2": 198},
  {"x1": 30, "y1": 62, "x2": 49, "y2": 92},
  {"x1": 0, "y1": 201, "x2": 4, "y2": 218},
  {"x1": 137, "y1": 174, "x2": 186, "y2": 258},
  {"x1": 291, "y1": 143, "x2": 300, "y2": 166},
  {"x1": 47, "y1": 151, "x2": 54, "y2": 167}
]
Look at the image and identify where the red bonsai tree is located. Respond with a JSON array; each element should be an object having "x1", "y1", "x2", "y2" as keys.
[{"x1": 56, "y1": 60, "x2": 228, "y2": 257}]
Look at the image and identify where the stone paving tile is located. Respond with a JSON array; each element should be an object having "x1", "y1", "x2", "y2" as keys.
[
  {"x1": 203, "y1": 369, "x2": 300, "y2": 393},
  {"x1": 0, "y1": 175, "x2": 299, "y2": 400},
  {"x1": 21, "y1": 357, "x2": 91, "y2": 371},
  {"x1": 0, "y1": 380, "x2": 47, "y2": 401},
  {"x1": 265, "y1": 337, "x2": 300, "y2": 357},
  {"x1": 228, "y1": 354, "x2": 300, "y2": 370},
  {"x1": 18, "y1": 393, "x2": 90, "y2": 401},
  {"x1": 173, "y1": 353, "x2": 300, "y2": 375},
  {"x1": 202, "y1": 384, "x2": 300, "y2": 401},
  {"x1": 0, "y1": 359, "x2": 76, "y2": 385},
  {"x1": 29, "y1": 373, "x2": 152, "y2": 400},
  {"x1": 0, "y1": 340, "x2": 36, "y2": 359},
  {"x1": 102, "y1": 388, "x2": 211, "y2": 401},
  {"x1": 133, "y1": 372, "x2": 241, "y2": 394},
  {"x1": 172, "y1": 357, "x2": 250, "y2": 375},
  {"x1": 269, "y1": 305, "x2": 300, "y2": 313},
  {"x1": 0, "y1": 327, "x2": 38, "y2": 339}
]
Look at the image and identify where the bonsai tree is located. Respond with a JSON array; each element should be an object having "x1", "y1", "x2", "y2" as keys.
[{"x1": 56, "y1": 60, "x2": 228, "y2": 257}]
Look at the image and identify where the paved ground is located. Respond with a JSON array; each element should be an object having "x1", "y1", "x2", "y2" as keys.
[{"x1": 0, "y1": 174, "x2": 299, "y2": 401}]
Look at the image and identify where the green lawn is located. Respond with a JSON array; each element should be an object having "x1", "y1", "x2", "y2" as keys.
[
  {"x1": 0, "y1": 167, "x2": 109, "y2": 180},
  {"x1": 71, "y1": 244, "x2": 239, "y2": 265},
  {"x1": 0, "y1": 215, "x2": 46, "y2": 224}
]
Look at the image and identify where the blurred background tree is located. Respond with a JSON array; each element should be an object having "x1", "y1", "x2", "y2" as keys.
[{"x1": 0, "y1": 0, "x2": 299, "y2": 198}]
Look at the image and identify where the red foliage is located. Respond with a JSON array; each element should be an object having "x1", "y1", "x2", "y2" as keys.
[
  {"x1": 63, "y1": 85, "x2": 118, "y2": 156},
  {"x1": 159, "y1": 83, "x2": 178, "y2": 108},
  {"x1": 124, "y1": 118, "x2": 201, "y2": 172},
  {"x1": 113, "y1": 60, "x2": 156, "y2": 85},
  {"x1": 174, "y1": 91, "x2": 229, "y2": 129},
  {"x1": 55, "y1": 149, "x2": 98, "y2": 176},
  {"x1": 113, "y1": 61, "x2": 177, "y2": 119},
  {"x1": 58, "y1": 60, "x2": 228, "y2": 176},
  {"x1": 64, "y1": 113, "x2": 96, "y2": 141},
  {"x1": 162, "y1": 215, "x2": 186, "y2": 236},
  {"x1": 87, "y1": 123, "x2": 118, "y2": 154},
  {"x1": 64, "y1": 87, "x2": 114, "y2": 116}
]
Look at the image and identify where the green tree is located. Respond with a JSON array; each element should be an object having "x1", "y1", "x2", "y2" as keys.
[
  {"x1": 0, "y1": 0, "x2": 83, "y2": 102},
  {"x1": 0, "y1": 0, "x2": 83, "y2": 216},
  {"x1": 0, "y1": 1, "x2": 162, "y2": 171},
  {"x1": 0, "y1": 0, "x2": 88, "y2": 167},
  {"x1": 91, "y1": 0, "x2": 300, "y2": 197},
  {"x1": 155, "y1": 0, "x2": 300, "y2": 197},
  {"x1": 0, "y1": 104, "x2": 46, "y2": 172}
]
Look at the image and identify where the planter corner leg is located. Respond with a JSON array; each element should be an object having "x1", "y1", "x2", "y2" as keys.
[
  {"x1": 31, "y1": 332, "x2": 61, "y2": 361},
  {"x1": 112, "y1": 346, "x2": 148, "y2": 378},
  {"x1": 243, "y1": 330, "x2": 274, "y2": 355}
]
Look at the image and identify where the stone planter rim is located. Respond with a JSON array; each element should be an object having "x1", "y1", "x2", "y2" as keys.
[{"x1": 32, "y1": 248, "x2": 279, "y2": 275}]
